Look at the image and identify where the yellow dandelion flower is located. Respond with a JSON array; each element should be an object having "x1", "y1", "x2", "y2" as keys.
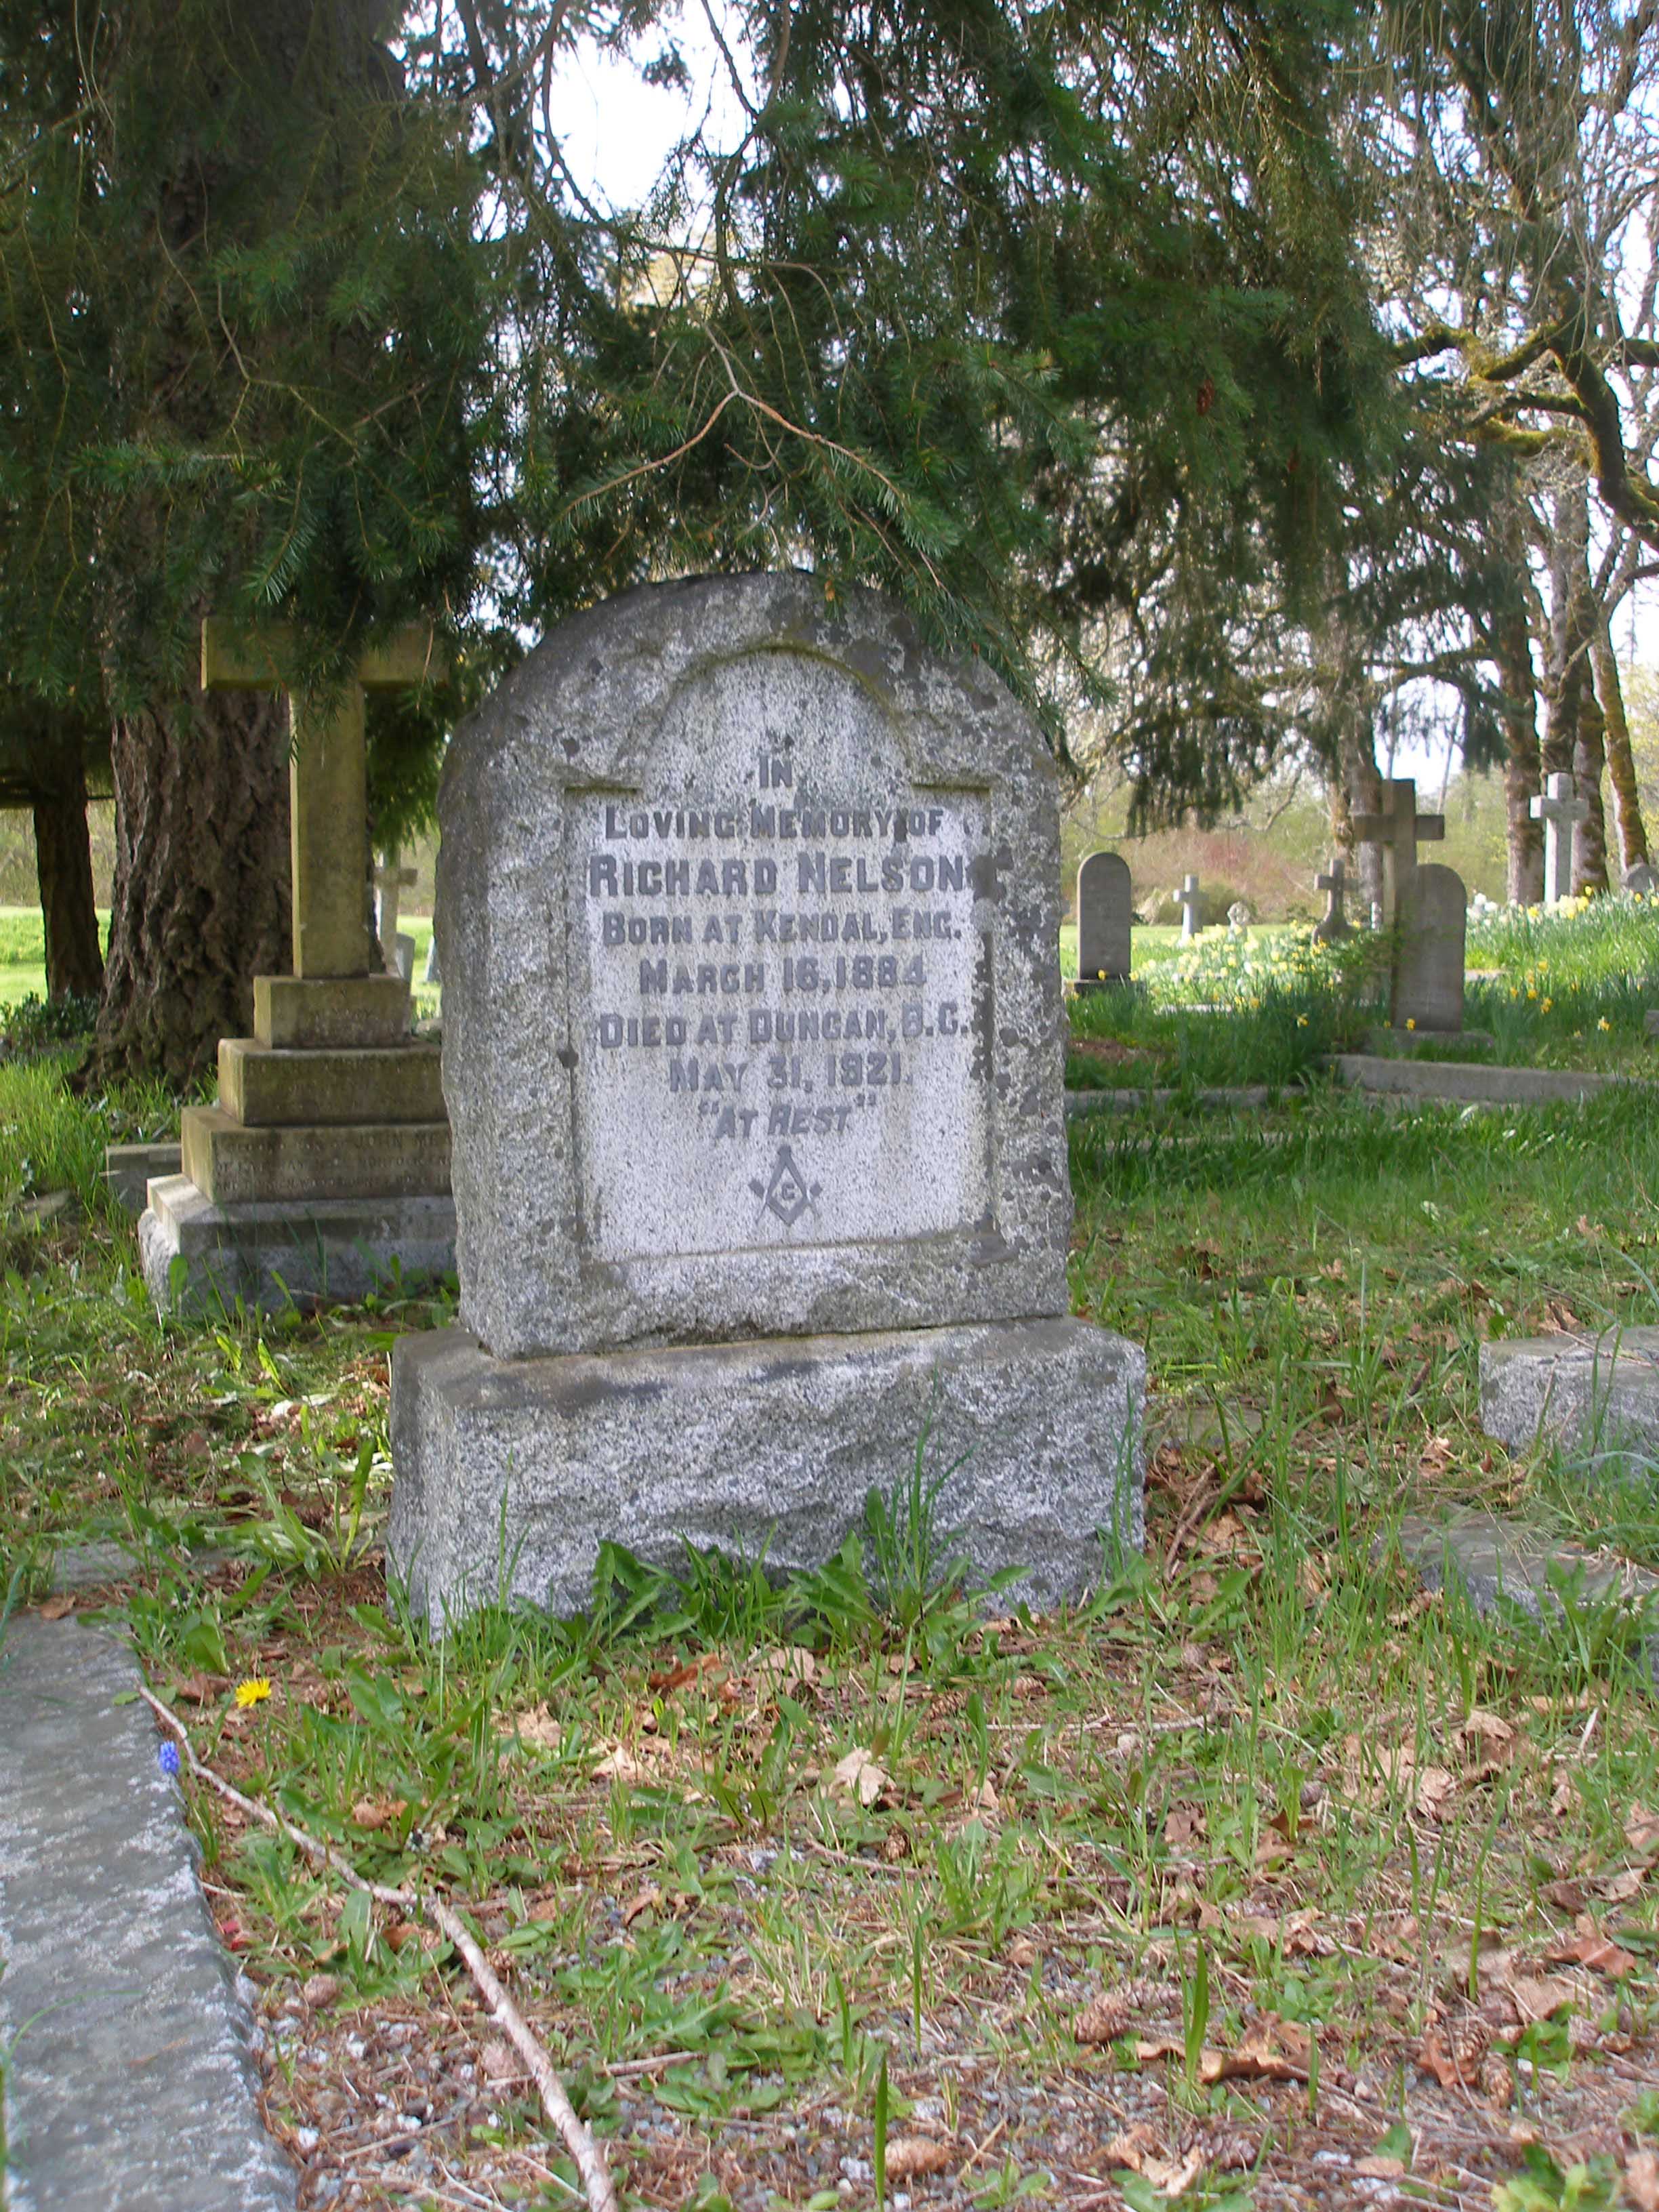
[{"x1": 235, "y1": 1677, "x2": 272, "y2": 1710}]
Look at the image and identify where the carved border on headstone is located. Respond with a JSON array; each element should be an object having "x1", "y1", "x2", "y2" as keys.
[{"x1": 436, "y1": 574, "x2": 1072, "y2": 1358}]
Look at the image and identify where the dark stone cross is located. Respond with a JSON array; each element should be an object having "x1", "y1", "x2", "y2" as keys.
[
  {"x1": 1352, "y1": 778, "x2": 1445, "y2": 926},
  {"x1": 1313, "y1": 854, "x2": 1352, "y2": 944}
]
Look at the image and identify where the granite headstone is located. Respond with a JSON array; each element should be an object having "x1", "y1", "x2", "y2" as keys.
[
  {"x1": 1076, "y1": 851, "x2": 1132, "y2": 990},
  {"x1": 1393, "y1": 862, "x2": 1466, "y2": 1033},
  {"x1": 389, "y1": 575, "x2": 1144, "y2": 1626}
]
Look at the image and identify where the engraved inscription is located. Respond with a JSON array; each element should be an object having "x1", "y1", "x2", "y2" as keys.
[{"x1": 571, "y1": 747, "x2": 991, "y2": 1261}]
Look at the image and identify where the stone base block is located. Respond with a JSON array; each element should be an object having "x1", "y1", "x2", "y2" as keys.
[
  {"x1": 182, "y1": 1105, "x2": 451, "y2": 1204},
  {"x1": 388, "y1": 1316, "x2": 1145, "y2": 1629},
  {"x1": 254, "y1": 973, "x2": 411, "y2": 1050},
  {"x1": 140, "y1": 1175, "x2": 456, "y2": 1315},
  {"x1": 104, "y1": 1141, "x2": 183, "y2": 1216},
  {"x1": 1481, "y1": 1326, "x2": 1659, "y2": 1462},
  {"x1": 219, "y1": 1036, "x2": 445, "y2": 1126}
]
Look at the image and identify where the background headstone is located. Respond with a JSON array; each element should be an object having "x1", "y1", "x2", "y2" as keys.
[
  {"x1": 1353, "y1": 777, "x2": 1445, "y2": 929},
  {"x1": 1179, "y1": 873, "x2": 1202, "y2": 941},
  {"x1": 1624, "y1": 861, "x2": 1658, "y2": 897},
  {"x1": 1076, "y1": 850, "x2": 1132, "y2": 989},
  {"x1": 1393, "y1": 862, "x2": 1466, "y2": 1033},
  {"x1": 1529, "y1": 773, "x2": 1589, "y2": 907},
  {"x1": 390, "y1": 573, "x2": 1143, "y2": 1623}
]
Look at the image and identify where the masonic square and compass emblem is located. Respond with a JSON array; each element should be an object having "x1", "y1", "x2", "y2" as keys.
[{"x1": 751, "y1": 1144, "x2": 822, "y2": 1229}]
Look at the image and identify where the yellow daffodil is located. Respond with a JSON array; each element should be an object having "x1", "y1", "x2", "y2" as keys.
[
  {"x1": 1599, "y1": 1017, "x2": 1612, "y2": 1031},
  {"x1": 1406, "y1": 1017, "x2": 1416, "y2": 1031}
]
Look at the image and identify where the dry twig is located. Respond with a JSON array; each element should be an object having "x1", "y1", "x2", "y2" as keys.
[{"x1": 139, "y1": 1689, "x2": 619, "y2": 2212}]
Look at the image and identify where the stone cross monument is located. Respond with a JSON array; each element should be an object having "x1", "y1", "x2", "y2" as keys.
[
  {"x1": 1313, "y1": 855, "x2": 1352, "y2": 944},
  {"x1": 389, "y1": 575, "x2": 1144, "y2": 1624},
  {"x1": 138, "y1": 622, "x2": 455, "y2": 1311},
  {"x1": 1352, "y1": 777, "x2": 1445, "y2": 928},
  {"x1": 1179, "y1": 874, "x2": 1202, "y2": 940},
  {"x1": 1530, "y1": 773, "x2": 1589, "y2": 907}
]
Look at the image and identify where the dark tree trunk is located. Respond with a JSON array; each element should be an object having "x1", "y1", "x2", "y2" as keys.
[
  {"x1": 1591, "y1": 609, "x2": 1649, "y2": 876},
  {"x1": 86, "y1": 685, "x2": 291, "y2": 1083},
  {"x1": 33, "y1": 758, "x2": 104, "y2": 999}
]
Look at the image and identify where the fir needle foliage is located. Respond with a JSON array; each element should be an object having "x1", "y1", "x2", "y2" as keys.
[{"x1": 2, "y1": 0, "x2": 1391, "y2": 779}]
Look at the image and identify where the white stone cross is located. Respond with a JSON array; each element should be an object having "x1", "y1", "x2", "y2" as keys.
[
  {"x1": 1313, "y1": 855, "x2": 1351, "y2": 943},
  {"x1": 1179, "y1": 873, "x2": 1202, "y2": 941},
  {"x1": 1352, "y1": 778, "x2": 1445, "y2": 926},
  {"x1": 1529, "y1": 773, "x2": 1589, "y2": 907}
]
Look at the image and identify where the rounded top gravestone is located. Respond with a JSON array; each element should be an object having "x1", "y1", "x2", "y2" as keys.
[{"x1": 436, "y1": 573, "x2": 1073, "y2": 1359}]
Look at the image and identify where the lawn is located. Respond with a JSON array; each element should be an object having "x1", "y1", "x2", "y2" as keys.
[{"x1": 3, "y1": 1017, "x2": 1659, "y2": 2210}]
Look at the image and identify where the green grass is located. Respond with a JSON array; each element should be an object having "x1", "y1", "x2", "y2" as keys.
[{"x1": 3, "y1": 1052, "x2": 1659, "y2": 2207}]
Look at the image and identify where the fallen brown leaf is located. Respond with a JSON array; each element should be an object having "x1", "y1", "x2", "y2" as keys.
[
  {"x1": 1355, "y1": 2157, "x2": 1407, "y2": 2180},
  {"x1": 832, "y1": 1746, "x2": 889, "y2": 1807},
  {"x1": 1546, "y1": 1927, "x2": 1637, "y2": 1980},
  {"x1": 621, "y1": 1885, "x2": 663, "y2": 1928},
  {"x1": 1507, "y1": 1973, "x2": 1576, "y2": 2024},
  {"x1": 592, "y1": 1744, "x2": 644, "y2": 1783},
  {"x1": 1625, "y1": 2150, "x2": 1659, "y2": 2212},
  {"x1": 501, "y1": 1701, "x2": 562, "y2": 1753},
  {"x1": 1143, "y1": 2148, "x2": 1206, "y2": 2196},
  {"x1": 350, "y1": 1796, "x2": 408, "y2": 1830},
  {"x1": 37, "y1": 1593, "x2": 75, "y2": 1620},
  {"x1": 1206, "y1": 2013, "x2": 1311, "y2": 2085}
]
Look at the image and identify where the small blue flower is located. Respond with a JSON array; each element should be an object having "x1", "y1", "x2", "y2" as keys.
[{"x1": 158, "y1": 1741, "x2": 181, "y2": 1777}]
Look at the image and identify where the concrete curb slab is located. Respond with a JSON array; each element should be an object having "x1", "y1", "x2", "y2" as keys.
[
  {"x1": 0, "y1": 1614, "x2": 296, "y2": 2211},
  {"x1": 1481, "y1": 1326, "x2": 1659, "y2": 1462},
  {"x1": 1332, "y1": 1053, "x2": 1650, "y2": 1107},
  {"x1": 1395, "y1": 1509, "x2": 1659, "y2": 1680}
]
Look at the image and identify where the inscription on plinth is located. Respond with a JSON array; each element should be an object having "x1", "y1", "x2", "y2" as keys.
[{"x1": 574, "y1": 772, "x2": 989, "y2": 1258}]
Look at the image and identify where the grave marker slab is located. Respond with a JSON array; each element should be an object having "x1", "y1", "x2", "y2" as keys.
[
  {"x1": 1530, "y1": 773, "x2": 1589, "y2": 907},
  {"x1": 1624, "y1": 861, "x2": 1658, "y2": 897},
  {"x1": 390, "y1": 575, "x2": 1144, "y2": 1622},
  {"x1": 1391, "y1": 861, "x2": 1466, "y2": 1033},
  {"x1": 1075, "y1": 850, "x2": 1132, "y2": 990}
]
